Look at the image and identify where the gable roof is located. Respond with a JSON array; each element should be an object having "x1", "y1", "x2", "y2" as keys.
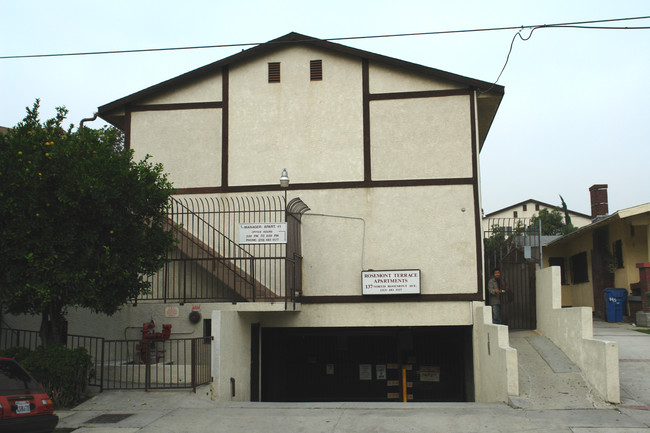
[
  {"x1": 546, "y1": 202, "x2": 650, "y2": 247},
  {"x1": 484, "y1": 198, "x2": 591, "y2": 220},
  {"x1": 97, "y1": 32, "x2": 504, "y2": 147}
]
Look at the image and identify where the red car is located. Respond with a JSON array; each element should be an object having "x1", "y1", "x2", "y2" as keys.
[{"x1": 0, "y1": 357, "x2": 58, "y2": 433}]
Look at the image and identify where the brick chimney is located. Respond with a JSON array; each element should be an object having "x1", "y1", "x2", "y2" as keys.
[{"x1": 589, "y1": 184, "x2": 609, "y2": 219}]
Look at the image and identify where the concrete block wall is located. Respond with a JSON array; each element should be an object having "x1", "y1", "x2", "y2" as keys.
[
  {"x1": 472, "y1": 304, "x2": 518, "y2": 402},
  {"x1": 536, "y1": 266, "x2": 620, "y2": 403}
]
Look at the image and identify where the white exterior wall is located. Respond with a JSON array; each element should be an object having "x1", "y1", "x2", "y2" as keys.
[
  {"x1": 299, "y1": 185, "x2": 478, "y2": 295},
  {"x1": 229, "y1": 46, "x2": 364, "y2": 186},
  {"x1": 369, "y1": 63, "x2": 465, "y2": 93},
  {"x1": 370, "y1": 96, "x2": 472, "y2": 180},
  {"x1": 141, "y1": 74, "x2": 223, "y2": 104},
  {"x1": 130, "y1": 109, "x2": 222, "y2": 188},
  {"x1": 3, "y1": 303, "x2": 217, "y2": 341},
  {"x1": 536, "y1": 266, "x2": 620, "y2": 403},
  {"x1": 472, "y1": 304, "x2": 518, "y2": 402}
]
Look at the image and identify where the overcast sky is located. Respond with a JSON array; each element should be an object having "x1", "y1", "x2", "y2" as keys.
[{"x1": 2, "y1": 0, "x2": 648, "y2": 215}]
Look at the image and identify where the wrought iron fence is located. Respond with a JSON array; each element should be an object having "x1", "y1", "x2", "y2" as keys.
[
  {"x1": 484, "y1": 217, "x2": 541, "y2": 270},
  {"x1": 143, "y1": 195, "x2": 304, "y2": 307},
  {"x1": 67, "y1": 334, "x2": 105, "y2": 388},
  {"x1": 0, "y1": 328, "x2": 40, "y2": 352},
  {"x1": 0, "y1": 328, "x2": 211, "y2": 392},
  {"x1": 101, "y1": 337, "x2": 211, "y2": 392}
]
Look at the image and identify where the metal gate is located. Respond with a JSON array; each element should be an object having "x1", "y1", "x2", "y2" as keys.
[
  {"x1": 484, "y1": 218, "x2": 540, "y2": 330},
  {"x1": 499, "y1": 249, "x2": 537, "y2": 329}
]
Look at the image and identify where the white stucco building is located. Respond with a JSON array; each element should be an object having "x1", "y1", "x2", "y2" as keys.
[
  {"x1": 95, "y1": 32, "x2": 507, "y2": 402},
  {"x1": 4, "y1": 33, "x2": 512, "y2": 402}
]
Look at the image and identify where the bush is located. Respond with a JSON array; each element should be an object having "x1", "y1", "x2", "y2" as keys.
[
  {"x1": 19, "y1": 345, "x2": 93, "y2": 408},
  {"x1": 0, "y1": 346, "x2": 33, "y2": 362}
]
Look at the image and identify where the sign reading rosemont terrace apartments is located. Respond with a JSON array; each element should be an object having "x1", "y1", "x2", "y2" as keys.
[
  {"x1": 238, "y1": 223, "x2": 287, "y2": 244},
  {"x1": 362, "y1": 270, "x2": 421, "y2": 295}
]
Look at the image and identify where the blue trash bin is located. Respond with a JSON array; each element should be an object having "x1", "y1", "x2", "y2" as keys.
[{"x1": 604, "y1": 288, "x2": 628, "y2": 322}]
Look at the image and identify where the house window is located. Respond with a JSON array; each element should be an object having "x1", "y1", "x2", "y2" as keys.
[
  {"x1": 549, "y1": 257, "x2": 566, "y2": 284},
  {"x1": 268, "y1": 62, "x2": 281, "y2": 83},
  {"x1": 535, "y1": 204, "x2": 540, "y2": 211},
  {"x1": 569, "y1": 252, "x2": 589, "y2": 284},
  {"x1": 513, "y1": 211, "x2": 518, "y2": 218},
  {"x1": 310, "y1": 59, "x2": 323, "y2": 81},
  {"x1": 613, "y1": 239, "x2": 624, "y2": 269},
  {"x1": 523, "y1": 204, "x2": 527, "y2": 212}
]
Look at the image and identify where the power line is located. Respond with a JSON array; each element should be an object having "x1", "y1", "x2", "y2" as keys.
[
  {"x1": 478, "y1": 16, "x2": 650, "y2": 92},
  {"x1": 1, "y1": 16, "x2": 649, "y2": 60}
]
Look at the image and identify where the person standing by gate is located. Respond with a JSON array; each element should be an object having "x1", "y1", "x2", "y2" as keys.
[{"x1": 488, "y1": 268, "x2": 506, "y2": 324}]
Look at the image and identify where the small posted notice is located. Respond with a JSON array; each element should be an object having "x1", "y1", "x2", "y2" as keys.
[
  {"x1": 420, "y1": 366, "x2": 440, "y2": 382},
  {"x1": 238, "y1": 223, "x2": 287, "y2": 244},
  {"x1": 359, "y1": 364, "x2": 372, "y2": 381},
  {"x1": 362, "y1": 270, "x2": 421, "y2": 295}
]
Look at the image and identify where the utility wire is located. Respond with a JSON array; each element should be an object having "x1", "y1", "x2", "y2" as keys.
[
  {"x1": 480, "y1": 17, "x2": 650, "y2": 92},
  {"x1": 1, "y1": 16, "x2": 649, "y2": 60}
]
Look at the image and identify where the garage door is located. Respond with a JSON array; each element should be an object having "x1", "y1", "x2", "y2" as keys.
[{"x1": 260, "y1": 326, "x2": 473, "y2": 402}]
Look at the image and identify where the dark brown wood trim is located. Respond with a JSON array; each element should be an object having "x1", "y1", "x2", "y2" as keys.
[
  {"x1": 222, "y1": 66, "x2": 229, "y2": 188},
  {"x1": 97, "y1": 32, "x2": 503, "y2": 122},
  {"x1": 174, "y1": 177, "x2": 474, "y2": 195},
  {"x1": 124, "y1": 107, "x2": 132, "y2": 151},
  {"x1": 299, "y1": 293, "x2": 483, "y2": 304},
  {"x1": 362, "y1": 58, "x2": 371, "y2": 182},
  {"x1": 369, "y1": 88, "x2": 471, "y2": 101},
  {"x1": 470, "y1": 90, "x2": 484, "y2": 301},
  {"x1": 129, "y1": 102, "x2": 223, "y2": 112}
]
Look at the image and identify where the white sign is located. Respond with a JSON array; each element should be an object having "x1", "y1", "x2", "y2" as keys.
[
  {"x1": 165, "y1": 306, "x2": 180, "y2": 318},
  {"x1": 420, "y1": 366, "x2": 440, "y2": 382},
  {"x1": 362, "y1": 270, "x2": 421, "y2": 295},
  {"x1": 359, "y1": 364, "x2": 372, "y2": 381},
  {"x1": 238, "y1": 223, "x2": 287, "y2": 244}
]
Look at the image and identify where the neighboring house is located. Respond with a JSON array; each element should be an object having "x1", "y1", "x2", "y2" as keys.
[
  {"x1": 8, "y1": 33, "x2": 508, "y2": 402},
  {"x1": 483, "y1": 199, "x2": 592, "y2": 229},
  {"x1": 0, "y1": 126, "x2": 9, "y2": 134},
  {"x1": 543, "y1": 185, "x2": 650, "y2": 320}
]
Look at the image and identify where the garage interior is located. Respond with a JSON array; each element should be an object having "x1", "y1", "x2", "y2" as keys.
[{"x1": 258, "y1": 326, "x2": 474, "y2": 402}]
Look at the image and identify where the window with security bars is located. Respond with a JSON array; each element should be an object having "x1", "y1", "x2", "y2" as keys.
[
  {"x1": 310, "y1": 59, "x2": 322, "y2": 81},
  {"x1": 268, "y1": 62, "x2": 280, "y2": 83}
]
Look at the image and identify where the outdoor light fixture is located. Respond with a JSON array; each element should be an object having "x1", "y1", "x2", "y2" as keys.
[
  {"x1": 280, "y1": 168, "x2": 290, "y2": 188},
  {"x1": 280, "y1": 168, "x2": 289, "y2": 219}
]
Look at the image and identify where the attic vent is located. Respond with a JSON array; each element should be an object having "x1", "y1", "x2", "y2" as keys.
[
  {"x1": 310, "y1": 59, "x2": 322, "y2": 81},
  {"x1": 268, "y1": 62, "x2": 281, "y2": 83}
]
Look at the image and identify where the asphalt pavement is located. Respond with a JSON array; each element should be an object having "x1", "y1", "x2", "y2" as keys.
[{"x1": 56, "y1": 319, "x2": 650, "y2": 432}]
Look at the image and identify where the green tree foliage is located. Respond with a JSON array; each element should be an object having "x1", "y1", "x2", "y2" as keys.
[
  {"x1": 0, "y1": 100, "x2": 176, "y2": 346},
  {"x1": 529, "y1": 207, "x2": 576, "y2": 236},
  {"x1": 0, "y1": 345, "x2": 93, "y2": 407}
]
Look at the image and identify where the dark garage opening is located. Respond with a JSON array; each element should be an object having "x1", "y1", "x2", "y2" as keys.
[{"x1": 260, "y1": 326, "x2": 473, "y2": 402}]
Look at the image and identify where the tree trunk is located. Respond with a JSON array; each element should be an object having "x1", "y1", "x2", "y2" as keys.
[{"x1": 40, "y1": 304, "x2": 67, "y2": 348}]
